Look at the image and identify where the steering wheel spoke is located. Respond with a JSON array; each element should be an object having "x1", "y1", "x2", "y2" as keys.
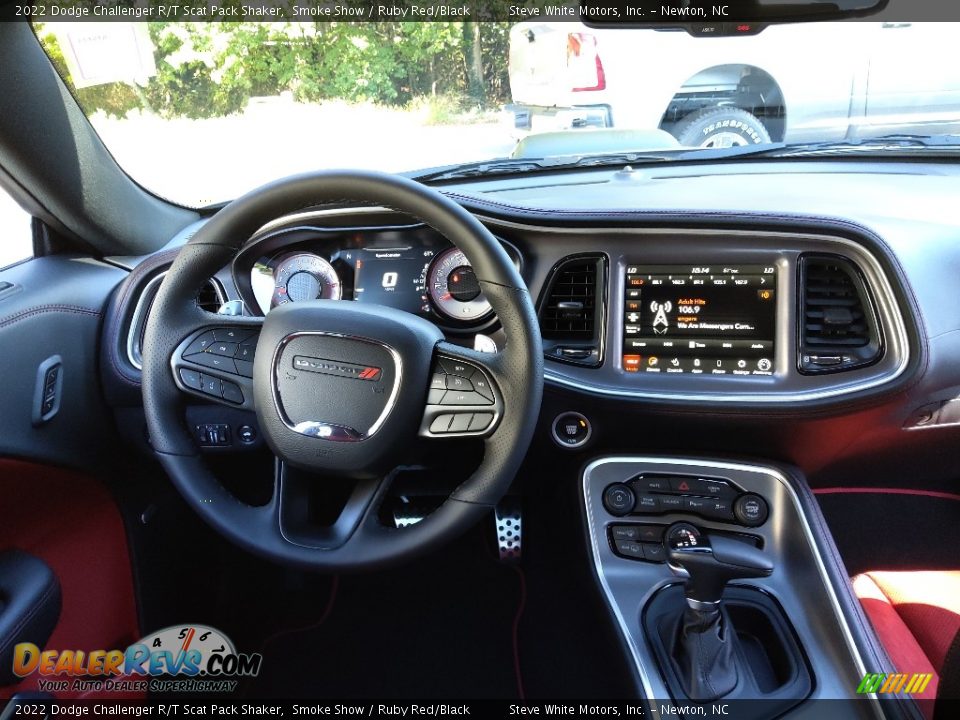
[
  {"x1": 172, "y1": 320, "x2": 263, "y2": 411},
  {"x1": 419, "y1": 341, "x2": 504, "y2": 439},
  {"x1": 274, "y1": 461, "x2": 385, "y2": 550}
]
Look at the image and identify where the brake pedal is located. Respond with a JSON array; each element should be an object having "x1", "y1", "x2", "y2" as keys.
[{"x1": 494, "y1": 499, "x2": 522, "y2": 563}]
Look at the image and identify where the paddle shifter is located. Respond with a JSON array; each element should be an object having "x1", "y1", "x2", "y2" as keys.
[{"x1": 664, "y1": 523, "x2": 774, "y2": 700}]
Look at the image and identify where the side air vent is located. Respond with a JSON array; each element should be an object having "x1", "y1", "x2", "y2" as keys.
[
  {"x1": 127, "y1": 273, "x2": 225, "y2": 370},
  {"x1": 195, "y1": 281, "x2": 223, "y2": 313},
  {"x1": 537, "y1": 254, "x2": 606, "y2": 367},
  {"x1": 798, "y1": 255, "x2": 882, "y2": 373}
]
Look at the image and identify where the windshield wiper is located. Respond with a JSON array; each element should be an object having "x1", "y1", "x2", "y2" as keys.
[
  {"x1": 409, "y1": 134, "x2": 960, "y2": 182},
  {"x1": 411, "y1": 151, "x2": 696, "y2": 182},
  {"x1": 719, "y1": 134, "x2": 960, "y2": 159}
]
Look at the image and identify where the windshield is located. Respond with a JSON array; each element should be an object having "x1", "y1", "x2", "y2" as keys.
[{"x1": 36, "y1": 19, "x2": 959, "y2": 207}]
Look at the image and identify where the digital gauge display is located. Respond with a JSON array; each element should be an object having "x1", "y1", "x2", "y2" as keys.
[{"x1": 353, "y1": 247, "x2": 432, "y2": 315}]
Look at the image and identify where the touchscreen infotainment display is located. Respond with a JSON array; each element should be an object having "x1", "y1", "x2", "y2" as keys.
[{"x1": 622, "y1": 264, "x2": 776, "y2": 377}]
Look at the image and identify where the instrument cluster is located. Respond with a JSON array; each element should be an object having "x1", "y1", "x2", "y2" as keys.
[{"x1": 236, "y1": 224, "x2": 521, "y2": 334}]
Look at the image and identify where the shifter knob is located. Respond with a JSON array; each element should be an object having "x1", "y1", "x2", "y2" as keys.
[{"x1": 666, "y1": 523, "x2": 773, "y2": 607}]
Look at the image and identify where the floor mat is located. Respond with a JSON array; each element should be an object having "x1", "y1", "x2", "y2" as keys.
[{"x1": 816, "y1": 488, "x2": 960, "y2": 577}]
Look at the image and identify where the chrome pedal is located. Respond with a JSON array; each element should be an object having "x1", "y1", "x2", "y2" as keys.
[{"x1": 495, "y1": 499, "x2": 522, "y2": 563}]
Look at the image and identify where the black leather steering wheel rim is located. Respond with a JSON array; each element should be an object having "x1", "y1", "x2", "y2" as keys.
[{"x1": 141, "y1": 170, "x2": 543, "y2": 571}]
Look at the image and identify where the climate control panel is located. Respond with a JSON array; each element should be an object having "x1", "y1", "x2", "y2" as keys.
[{"x1": 602, "y1": 473, "x2": 769, "y2": 527}]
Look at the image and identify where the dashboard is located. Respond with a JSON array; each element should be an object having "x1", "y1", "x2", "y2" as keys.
[
  {"x1": 213, "y1": 213, "x2": 907, "y2": 407},
  {"x1": 103, "y1": 157, "x2": 960, "y2": 485}
]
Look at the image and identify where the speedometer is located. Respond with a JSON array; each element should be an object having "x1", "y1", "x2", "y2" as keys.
[
  {"x1": 271, "y1": 253, "x2": 342, "y2": 308},
  {"x1": 427, "y1": 248, "x2": 492, "y2": 322}
]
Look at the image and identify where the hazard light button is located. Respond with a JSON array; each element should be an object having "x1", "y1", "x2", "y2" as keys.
[{"x1": 669, "y1": 477, "x2": 708, "y2": 495}]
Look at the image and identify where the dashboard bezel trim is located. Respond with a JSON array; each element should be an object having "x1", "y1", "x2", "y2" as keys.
[{"x1": 477, "y1": 218, "x2": 911, "y2": 404}]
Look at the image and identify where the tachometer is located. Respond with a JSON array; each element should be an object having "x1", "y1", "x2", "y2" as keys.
[
  {"x1": 427, "y1": 247, "x2": 492, "y2": 322},
  {"x1": 272, "y1": 253, "x2": 342, "y2": 308}
]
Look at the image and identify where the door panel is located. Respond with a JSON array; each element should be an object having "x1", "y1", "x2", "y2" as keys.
[{"x1": 0, "y1": 254, "x2": 126, "y2": 467}]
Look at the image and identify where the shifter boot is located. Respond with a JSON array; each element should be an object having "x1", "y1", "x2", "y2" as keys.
[{"x1": 674, "y1": 605, "x2": 738, "y2": 700}]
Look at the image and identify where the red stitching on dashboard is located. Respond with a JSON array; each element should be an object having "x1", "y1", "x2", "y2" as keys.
[
  {"x1": 814, "y1": 487, "x2": 960, "y2": 502},
  {"x1": 0, "y1": 304, "x2": 100, "y2": 330}
]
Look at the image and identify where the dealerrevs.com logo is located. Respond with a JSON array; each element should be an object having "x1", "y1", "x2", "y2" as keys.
[{"x1": 13, "y1": 624, "x2": 262, "y2": 694}]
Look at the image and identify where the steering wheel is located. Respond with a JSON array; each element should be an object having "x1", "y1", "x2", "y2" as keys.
[{"x1": 141, "y1": 170, "x2": 543, "y2": 571}]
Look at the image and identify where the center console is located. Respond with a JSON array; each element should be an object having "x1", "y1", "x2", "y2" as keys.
[{"x1": 582, "y1": 456, "x2": 885, "y2": 718}]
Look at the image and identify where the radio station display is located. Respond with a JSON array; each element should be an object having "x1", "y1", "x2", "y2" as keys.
[{"x1": 622, "y1": 264, "x2": 776, "y2": 377}]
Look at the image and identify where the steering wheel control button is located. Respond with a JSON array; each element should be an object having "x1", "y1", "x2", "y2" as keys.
[
  {"x1": 449, "y1": 414, "x2": 472, "y2": 433},
  {"x1": 734, "y1": 494, "x2": 769, "y2": 527},
  {"x1": 441, "y1": 390, "x2": 490, "y2": 406},
  {"x1": 467, "y1": 413, "x2": 493, "y2": 432},
  {"x1": 234, "y1": 359, "x2": 254, "y2": 378},
  {"x1": 427, "y1": 389, "x2": 446, "y2": 405},
  {"x1": 235, "y1": 342, "x2": 256, "y2": 362},
  {"x1": 178, "y1": 368, "x2": 202, "y2": 391},
  {"x1": 439, "y1": 359, "x2": 474, "y2": 378},
  {"x1": 210, "y1": 341, "x2": 238, "y2": 358},
  {"x1": 214, "y1": 328, "x2": 252, "y2": 342},
  {"x1": 429, "y1": 414, "x2": 455, "y2": 433},
  {"x1": 603, "y1": 483, "x2": 636, "y2": 516},
  {"x1": 551, "y1": 411, "x2": 592, "y2": 448},
  {"x1": 445, "y1": 375, "x2": 473, "y2": 391},
  {"x1": 200, "y1": 374, "x2": 222, "y2": 398},
  {"x1": 183, "y1": 332, "x2": 215, "y2": 356},
  {"x1": 430, "y1": 373, "x2": 447, "y2": 390},
  {"x1": 237, "y1": 425, "x2": 257, "y2": 444},
  {"x1": 190, "y1": 352, "x2": 237, "y2": 373},
  {"x1": 221, "y1": 380, "x2": 244, "y2": 405},
  {"x1": 472, "y1": 376, "x2": 494, "y2": 401}
]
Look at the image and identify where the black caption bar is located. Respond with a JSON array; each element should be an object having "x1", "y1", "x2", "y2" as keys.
[
  {"x1": 0, "y1": 700, "x2": 948, "y2": 720},
  {"x1": 0, "y1": 0, "x2": 954, "y2": 24}
]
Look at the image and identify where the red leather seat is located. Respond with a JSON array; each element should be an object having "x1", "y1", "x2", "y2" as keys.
[{"x1": 852, "y1": 571, "x2": 960, "y2": 711}]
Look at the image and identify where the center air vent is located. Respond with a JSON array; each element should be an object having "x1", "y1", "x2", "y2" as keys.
[
  {"x1": 127, "y1": 273, "x2": 225, "y2": 371},
  {"x1": 799, "y1": 255, "x2": 882, "y2": 373},
  {"x1": 537, "y1": 254, "x2": 606, "y2": 367}
]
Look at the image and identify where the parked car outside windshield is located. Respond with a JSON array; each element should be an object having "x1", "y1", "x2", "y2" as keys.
[{"x1": 36, "y1": 20, "x2": 960, "y2": 207}]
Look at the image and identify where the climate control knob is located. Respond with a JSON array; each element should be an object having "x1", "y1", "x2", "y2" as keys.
[{"x1": 603, "y1": 483, "x2": 636, "y2": 517}]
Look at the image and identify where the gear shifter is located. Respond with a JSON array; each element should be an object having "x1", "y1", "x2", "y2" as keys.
[{"x1": 664, "y1": 523, "x2": 774, "y2": 700}]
